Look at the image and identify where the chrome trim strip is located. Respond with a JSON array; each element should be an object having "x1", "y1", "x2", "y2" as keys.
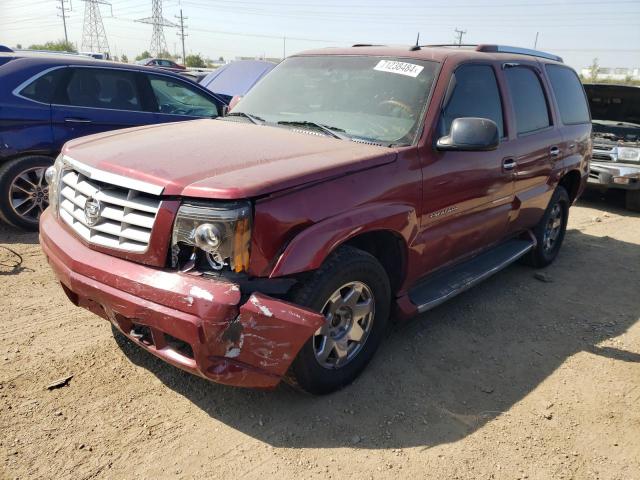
[
  {"x1": 13, "y1": 64, "x2": 221, "y2": 114},
  {"x1": 63, "y1": 156, "x2": 165, "y2": 196}
]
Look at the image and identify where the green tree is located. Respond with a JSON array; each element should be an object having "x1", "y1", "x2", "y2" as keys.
[
  {"x1": 28, "y1": 39, "x2": 76, "y2": 53},
  {"x1": 157, "y1": 50, "x2": 176, "y2": 60},
  {"x1": 121, "y1": 54, "x2": 129, "y2": 63},
  {"x1": 185, "y1": 54, "x2": 206, "y2": 68},
  {"x1": 588, "y1": 58, "x2": 599, "y2": 83},
  {"x1": 135, "y1": 50, "x2": 151, "y2": 61}
]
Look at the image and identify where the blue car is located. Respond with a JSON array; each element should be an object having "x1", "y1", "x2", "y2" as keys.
[{"x1": 0, "y1": 51, "x2": 227, "y2": 230}]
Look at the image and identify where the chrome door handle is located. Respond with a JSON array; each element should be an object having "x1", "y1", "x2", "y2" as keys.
[
  {"x1": 503, "y1": 158, "x2": 517, "y2": 171},
  {"x1": 64, "y1": 118, "x2": 92, "y2": 123},
  {"x1": 550, "y1": 146, "x2": 561, "y2": 157}
]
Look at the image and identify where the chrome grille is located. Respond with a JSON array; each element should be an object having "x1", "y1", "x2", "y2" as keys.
[
  {"x1": 592, "y1": 144, "x2": 617, "y2": 162},
  {"x1": 58, "y1": 167, "x2": 161, "y2": 253}
]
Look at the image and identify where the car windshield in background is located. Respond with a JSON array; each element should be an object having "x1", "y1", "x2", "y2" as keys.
[{"x1": 232, "y1": 55, "x2": 439, "y2": 145}]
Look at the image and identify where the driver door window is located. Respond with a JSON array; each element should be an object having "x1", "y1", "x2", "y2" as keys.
[
  {"x1": 441, "y1": 64, "x2": 504, "y2": 137},
  {"x1": 148, "y1": 75, "x2": 218, "y2": 117}
]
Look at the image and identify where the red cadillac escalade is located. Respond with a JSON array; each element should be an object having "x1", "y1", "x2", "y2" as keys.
[{"x1": 40, "y1": 45, "x2": 591, "y2": 394}]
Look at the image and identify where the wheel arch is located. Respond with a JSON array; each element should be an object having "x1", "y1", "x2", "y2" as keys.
[
  {"x1": 269, "y1": 203, "x2": 417, "y2": 295},
  {"x1": 0, "y1": 150, "x2": 58, "y2": 166},
  {"x1": 558, "y1": 169, "x2": 583, "y2": 203},
  {"x1": 343, "y1": 230, "x2": 407, "y2": 295}
]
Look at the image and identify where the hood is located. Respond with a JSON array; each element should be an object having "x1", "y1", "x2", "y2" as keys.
[
  {"x1": 584, "y1": 84, "x2": 640, "y2": 125},
  {"x1": 584, "y1": 84, "x2": 640, "y2": 144},
  {"x1": 62, "y1": 119, "x2": 396, "y2": 199}
]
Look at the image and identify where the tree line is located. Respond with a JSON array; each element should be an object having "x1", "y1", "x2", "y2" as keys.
[{"x1": 12, "y1": 39, "x2": 223, "y2": 68}]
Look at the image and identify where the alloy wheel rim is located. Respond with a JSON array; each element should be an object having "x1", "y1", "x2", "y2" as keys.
[
  {"x1": 543, "y1": 203, "x2": 563, "y2": 253},
  {"x1": 9, "y1": 167, "x2": 49, "y2": 223},
  {"x1": 313, "y1": 281, "x2": 375, "y2": 369}
]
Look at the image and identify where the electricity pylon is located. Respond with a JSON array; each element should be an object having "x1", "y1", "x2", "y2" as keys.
[
  {"x1": 137, "y1": 0, "x2": 177, "y2": 57},
  {"x1": 81, "y1": 0, "x2": 111, "y2": 56}
]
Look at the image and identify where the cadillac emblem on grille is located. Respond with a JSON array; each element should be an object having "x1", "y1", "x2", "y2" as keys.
[{"x1": 84, "y1": 196, "x2": 102, "y2": 226}]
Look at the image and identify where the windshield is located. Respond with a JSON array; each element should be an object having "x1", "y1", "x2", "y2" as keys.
[{"x1": 233, "y1": 55, "x2": 439, "y2": 145}]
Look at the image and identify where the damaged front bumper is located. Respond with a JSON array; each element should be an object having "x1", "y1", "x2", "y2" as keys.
[
  {"x1": 39, "y1": 209, "x2": 325, "y2": 389},
  {"x1": 588, "y1": 161, "x2": 640, "y2": 191}
]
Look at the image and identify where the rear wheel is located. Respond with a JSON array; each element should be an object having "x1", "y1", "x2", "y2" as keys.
[
  {"x1": 0, "y1": 156, "x2": 54, "y2": 231},
  {"x1": 289, "y1": 246, "x2": 390, "y2": 394},
  {"x1": 524, "y1": 186, "x2": 570, "y2": 268},
  {"x1": 626, "y1": 190, "x2": 640, "y2": 212}
]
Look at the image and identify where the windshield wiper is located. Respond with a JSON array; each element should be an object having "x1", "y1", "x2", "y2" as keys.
[
  {"x1": 225, "y1": 112, "x2": 265, "y2": 125},
  {"x1": 277, "y1": 120, "x2": 350, "y2": 140}
]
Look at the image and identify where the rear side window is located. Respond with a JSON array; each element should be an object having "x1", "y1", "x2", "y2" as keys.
[
  {"x1": 546, "y1": 65, "x2": 590, "y2": 124},
  {"x1": 442, "y1": 64, "x2": 504, "y2": 137},
  {"x1": 19, "y1": 68, "x2": 65, "y2": 103},
  {"x1": 504, "y1": 67, "x2": 551, "y2": 134},
  {"x1": 61, "y1": 68, "x2": 142, "y2": 111}
]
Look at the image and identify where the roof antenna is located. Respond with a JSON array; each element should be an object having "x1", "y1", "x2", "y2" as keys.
[{"x1": 411, "y1": 32, "x2": 421, "y2": 51}]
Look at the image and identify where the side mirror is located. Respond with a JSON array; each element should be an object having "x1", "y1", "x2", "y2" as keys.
[
  {"x1": 436, "y1": 117, "x2": 499, "y2": 152},
  {"x1": 228, "y1": 95, "x2": 243, "y2": 113}
]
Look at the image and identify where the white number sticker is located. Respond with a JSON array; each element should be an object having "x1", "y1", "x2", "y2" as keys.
[{"x1": 374, "y1": 60, "x2": 424, "y2": 78}]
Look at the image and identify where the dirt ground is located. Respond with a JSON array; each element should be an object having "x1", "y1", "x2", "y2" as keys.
[{"x1": 1, "y1": 189, "x2": 638, "y2": 480}]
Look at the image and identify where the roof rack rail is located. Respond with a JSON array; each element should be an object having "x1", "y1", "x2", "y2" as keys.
[
  {"x1": 476, "y1": 44, "x2": 563, "y2": 63},
  {"x1": 424, "y1": 44, "x2": 478, "y2": 48}
]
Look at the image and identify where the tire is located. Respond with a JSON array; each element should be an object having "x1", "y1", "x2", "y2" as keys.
[
  {"x1": 523, "y1": 186, "x2": 570, "y2": 268},
  {"x1": 0, "y1": 155, "x2": 54, "y2": 231},
  {"x1": 625, "y1": 190, "x2": 640, "y2": 212},
  {"x1": 289, "y1": 245, "x2": 391, "y2": 394}
]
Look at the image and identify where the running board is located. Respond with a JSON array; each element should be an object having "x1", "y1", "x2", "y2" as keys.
[{"x1": 409, "y1": 238, "x2": 535, "y2": 313}]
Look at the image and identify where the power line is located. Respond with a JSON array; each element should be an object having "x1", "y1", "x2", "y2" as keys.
[
  {"x1": 175, "y1": 8, "x2": 187, "y2": 62},
  {"x1": 136, "y1": 0, "x2": 177, "y2": 57},
  {"x1": 454, "y1": 27, "x2": 466, "y2": 45},
  {"x1": 81, "y1": 0, "x2": 112, "y2": 55},
  {"x1": 180, "y1": 0, "x2": 640, "y2": 11},
  {"x1": 56, "y1": 0, "x2": 71, "y2": 44}
]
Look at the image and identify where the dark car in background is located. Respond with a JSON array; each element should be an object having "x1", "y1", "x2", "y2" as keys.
[
  {"x1": 135, "y1": 57, "x2": 186, "y2": 72},
  {"x1": 199, "y1": 60, "x2": 275, "y2": 104},
  {"x1": 0, "y1": 51, "x2": 226, "y2": 229},
  {"x1": 584, "y1": 84, "x2": 640, "y2": 211}
]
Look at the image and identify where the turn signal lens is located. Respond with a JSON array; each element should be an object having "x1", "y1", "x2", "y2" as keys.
[{"x1": 233, "y1": 218, "x2": 251, "y2": 273}]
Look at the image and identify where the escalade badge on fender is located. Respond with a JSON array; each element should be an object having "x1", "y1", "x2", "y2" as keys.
[
  {"x1": 84, "y1": 196, "x2": 102, "y2": 226},
  {"x1": 429, "y1": 206, "x2": 458, "y2": 219}
]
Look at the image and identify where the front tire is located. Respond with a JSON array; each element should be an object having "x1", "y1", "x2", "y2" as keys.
[
  {"x1": 289, "y1": 246, "x2": 391, "y2": 394},
  {"x1": 626, "y1": 190, "x2": 640, "y2": 212},
  {"x1": 0, "y1": 156, "x2": 54, "y2": 231},
  {"x1": 524, "y1": 186, "x2": 570, "y2": 268}
]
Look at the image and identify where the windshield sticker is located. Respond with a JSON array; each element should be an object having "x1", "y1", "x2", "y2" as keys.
[{"x1": 374, "y1": 60, "x2": 424, "y2": 78}]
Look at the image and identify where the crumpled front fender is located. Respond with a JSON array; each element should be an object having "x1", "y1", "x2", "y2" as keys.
[{"x1": 204, "y1": 293, "x2": 326, "y2": 384}]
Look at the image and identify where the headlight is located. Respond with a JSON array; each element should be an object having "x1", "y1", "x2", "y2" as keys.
[
  {"x1": 45, "y1": 154, "x2": 65, "y2": 217},
  {"x1": 171, "y1": 201, "x2": 252, "y2": 273},
  {"x1": 617, "y1": 147, "x2": 640, "y2": 163}
]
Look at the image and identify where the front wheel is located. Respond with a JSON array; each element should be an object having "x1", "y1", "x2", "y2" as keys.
[
  {"x1": 626, "y1": 190, "x2": 640, "y2": 212},
  {"x1": 289, "y1": 246, "x2": 391, "y2": 394},
  {"x1": 0, "y1": 156, "x2": 54, "y2": 230},
  {"x1": 524, "y1": 186, "x2": 570, "y2": 268}
]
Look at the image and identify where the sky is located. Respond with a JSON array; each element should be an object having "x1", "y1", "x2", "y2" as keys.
[{"x1": 1, "y1": 0, "x2": 639, "y2": 70}]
